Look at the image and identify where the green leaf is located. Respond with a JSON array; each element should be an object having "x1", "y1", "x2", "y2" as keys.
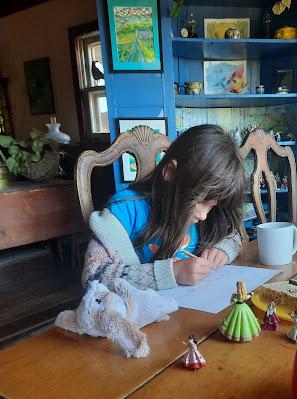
[
  {"x1": 31, "y1": 153, "x2": 41, "y2": 162},
  {"x1": 6, "y1": 157, "x2": 20, "y2": 175},
  {"x1": 0, "y1": 135, "x2": 14, "y2": 148},
  {"x1": 8, "y1": 145, "x2": 20, "y2": 156},
  {"x1": 170, "y1": 0, "x2": 185, "y2": 17},
  {"x1": 29, "y1": 129, "x2": 42, "y2": 141}
]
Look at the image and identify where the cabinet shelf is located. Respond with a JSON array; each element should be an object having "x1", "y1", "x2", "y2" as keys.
[
  {"x1": 183, "y1": 0, "x2": 270, "y2": 5},
  {"x1": 246, "y1": 189, "x2": 288, "y2": 194},
  {"x1": 278, "y1": 141, "x2": 296, "y2": 146},
  {"x1": 175, "y1": 94, "x2": 297, "y2": 108},
  {"x1": 172, "y1": 38, "x2": 297, "y2": 61}
]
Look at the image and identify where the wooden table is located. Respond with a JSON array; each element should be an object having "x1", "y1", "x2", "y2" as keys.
[
  {"x1": 0, "y1": 241, "x2": 296, "y2": 399},
  {"x1": 0, "y1": 179, "x2": 84, "y2": 250}
]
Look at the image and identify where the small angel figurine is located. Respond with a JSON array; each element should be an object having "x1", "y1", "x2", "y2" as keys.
[
  {"x1": 219, "y1": 281, "x2": 261, "y2": 342},
  {"x1": 183, "y1": 335, "x2": 206, "y2": 370},
  {"x1": 287, "y1": 310, "x2": 297, "y2": 342},
  {"x1": 262, "y1": 301, "x2": 280, "y2": 331}
]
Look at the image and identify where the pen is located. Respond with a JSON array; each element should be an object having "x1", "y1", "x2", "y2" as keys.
[
  {"x1": 180, "y1": 248, "x2": 198, "y2": 258},
  {"x1": 180, "y1": 248, "x2": 217, "y2": 270}
]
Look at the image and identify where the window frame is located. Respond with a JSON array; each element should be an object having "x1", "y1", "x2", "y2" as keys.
[{"x1": 68, "y1": 20, "x2": 109, "y2": 143}]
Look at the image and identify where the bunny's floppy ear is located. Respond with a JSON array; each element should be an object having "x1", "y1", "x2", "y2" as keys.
[
  {"x1": 97, "y1": 309, "x2": 150, "y2": 358},
  {"x1": 55, "y1": 310, "x2": 82, "y2": 334}
]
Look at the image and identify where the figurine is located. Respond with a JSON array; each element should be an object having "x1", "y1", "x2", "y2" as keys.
[
  {"x1": 183, "y1": 335, "x2": 206, "y2": 370},
  {"x1": 281, "y1": 175, "x2": 288, "y2": 189},
  {"x1": 287, "y1": 310, "x2": 297, "y2": 342},
  {"x1": 274, "y1": 172, "x2": 281, "y2": 189},
  {"x1": 245, "y1": 123, "x2": 260, "y2": 135},
  {"x1": 184, "y1": 11, "x2": 198, "y2": 38},
  {"x1": 263, "y1": 11, "x2": 272, "y2": 39},
  {"x1": 262, "y1": 301, "x2": 280, "y2": 331},
  {"x1": 228, "y1": 67, "x2": 248, "y2": 94},
  {"x1": 269, "y1": 129, "x2": 283, "y2": 142},
  {"x1": 219, "y1": 281, "x2": 261, "y2": 342},
  {"x1": 224, "y1": 28, "x2": 241, "y2": 39},
  {"x1": 274, "y1": 131, "x2": 281, "y2": 142},
  {"x1": 260, "y1": 176, "x2": 266, "y2": 189},
  {"x1": 286, "y1": 132, "x2": 295, "y2": 141}
]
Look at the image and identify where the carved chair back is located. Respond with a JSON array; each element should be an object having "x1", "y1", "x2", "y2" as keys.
[
  {"x1": 76, "y1": 126, "x2": 297, "y2": 243},
  {"x1": 76, "y1": 125, "x2": 171, "y2": 223},
  {"x1": 239, "y1": 128, "x2": 297, "y2": 225}
]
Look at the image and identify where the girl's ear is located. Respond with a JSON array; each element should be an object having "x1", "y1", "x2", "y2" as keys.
[{"x1": 163, "y1": 159, "x2": 177, "y2": 182}]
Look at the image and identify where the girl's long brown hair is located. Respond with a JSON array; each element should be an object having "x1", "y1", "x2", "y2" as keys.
[{"x1": 128, "y1": 124, "x2": 245, "y2": 260}]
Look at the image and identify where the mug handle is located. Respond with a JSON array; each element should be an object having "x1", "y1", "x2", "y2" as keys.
[{"x1": 292, "y1": 226, "x2": 297, "y2": 255}]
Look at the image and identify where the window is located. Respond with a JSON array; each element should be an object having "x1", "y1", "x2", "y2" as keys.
[{"x1": 69, "y1": 21, "x2": 109, "y2": 139}]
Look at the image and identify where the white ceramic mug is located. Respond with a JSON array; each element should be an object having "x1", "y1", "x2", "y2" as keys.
[{"x1": 257, "y1": 222, "x2": 297, "y2": 266}]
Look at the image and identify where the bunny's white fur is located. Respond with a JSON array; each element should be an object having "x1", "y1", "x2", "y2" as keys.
[{"x1": 55, "y1": 278, "x2": 178, "y2": 358}]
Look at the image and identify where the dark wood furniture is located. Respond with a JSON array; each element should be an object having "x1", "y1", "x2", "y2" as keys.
[{"x1": 0, "y1": 179, "x2": 84, "y2": 250}]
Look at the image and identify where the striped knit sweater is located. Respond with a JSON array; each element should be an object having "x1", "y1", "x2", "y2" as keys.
[{"x1": 82, "y1": 208, "x2": 243, "y2": 291}]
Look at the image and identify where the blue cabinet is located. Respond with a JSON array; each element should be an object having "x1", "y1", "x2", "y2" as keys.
[{"x1": 96, "y1": 0, "x2": 297, "y2": 198}]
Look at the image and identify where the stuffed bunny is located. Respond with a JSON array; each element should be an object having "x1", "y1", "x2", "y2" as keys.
[{"x1": 55, "y1": 278, "x2": 178, "y2": 358}]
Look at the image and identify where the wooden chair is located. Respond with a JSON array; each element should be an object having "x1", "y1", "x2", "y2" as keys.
[
  {"x1": 239, "y1": 128, "x2": 297, "y2": 225},
  {"x1": 76, "y1": 126, "x2": 297, "y2": 247},
  {"x1": 76, "y1": 125, "x2": 171, "y2": 223}
]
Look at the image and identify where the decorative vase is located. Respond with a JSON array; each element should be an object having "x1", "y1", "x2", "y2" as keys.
[
  {"x1": 224, "y1": 28, "x2": 241, "y2": 39},
  {"x1": 44, "y1": 122, "x2": 71, "y2": 144},
  {"x1": 21, "y1": 148, "x2": 60, "y2": 181}
]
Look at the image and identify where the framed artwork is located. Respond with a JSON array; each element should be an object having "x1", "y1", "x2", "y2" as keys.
[
  {"x1": 204, "y1": 60, "x2": 248, "y2": 94},
  {"x1": 274, "y1": 69, "x2": 293, "y2": 92},
  {"x1": 117, "y1": 117, "x2": 167, "y2": 181},
  {"x1": 24, "y1": 57, "x2": 55, "y2": 115},
  {"x1": 107, "y1": 0, "x2": 162, "y2": 71},
  {"x1": 204, "y1": 18, "x2": 250, "y2": 39}
]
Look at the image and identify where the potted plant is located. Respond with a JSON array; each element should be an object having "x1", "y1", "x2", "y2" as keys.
[{"x1": 0, "y1": 129, "x2": 60, "y2": 181}]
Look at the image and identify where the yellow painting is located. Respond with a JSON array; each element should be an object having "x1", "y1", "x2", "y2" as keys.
[{"x1": 204, "y1": 18, "x2": 250, "y2": 39}]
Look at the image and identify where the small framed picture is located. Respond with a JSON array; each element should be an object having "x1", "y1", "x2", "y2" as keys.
[
  {"x1": 117, "y1": 118, "x2": 167, "y2": 182},
  {"x1": 204, "y1": 60, "x2": 248, "y2": 94},
  {"x1": 107, "y1": 0, "x2": 162, "y2": 72},
  {"x1": 274, "y1": 69, "x2": 293, "y2": 92},
  {"x1": 24, "y1": 57, "x2": 55, "y2": 115},
  {"x1": 204, "y1": 18, "x2": 250, "y2": 39}
]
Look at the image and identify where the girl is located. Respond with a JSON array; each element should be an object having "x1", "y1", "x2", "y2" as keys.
[{"x1": 83, "y1": 124, "x2": 245, "y2": 291}]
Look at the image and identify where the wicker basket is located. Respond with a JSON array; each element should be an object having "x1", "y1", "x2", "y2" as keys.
[{"x1": 21, "y1": 148, "x2": 60, "y2": 181}]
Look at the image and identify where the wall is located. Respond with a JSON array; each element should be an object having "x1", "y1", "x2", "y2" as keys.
[{"x1": 0, "y1": 0, "x2": 97, "y2": 139}]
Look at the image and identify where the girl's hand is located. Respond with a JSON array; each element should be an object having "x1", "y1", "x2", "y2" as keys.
[
  {"x1": 200, "y1": 248, "x2": 228, "y2": 268},
  {"x1": 173, "y1": 256, "x2": 214, "y2": 286}
]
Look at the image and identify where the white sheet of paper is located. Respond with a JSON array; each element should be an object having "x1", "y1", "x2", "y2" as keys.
[{"x1": 158, "y1": 265, "x2": 280, "y2": 314}]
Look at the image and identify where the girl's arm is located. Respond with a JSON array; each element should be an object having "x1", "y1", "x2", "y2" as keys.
[{"x1": 82, "y1": 209, "x2": 177, "y2": 291}]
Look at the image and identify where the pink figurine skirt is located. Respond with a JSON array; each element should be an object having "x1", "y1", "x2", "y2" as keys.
[{"x1": 184, "y1": 348, "x2": 206, "y2": 369}]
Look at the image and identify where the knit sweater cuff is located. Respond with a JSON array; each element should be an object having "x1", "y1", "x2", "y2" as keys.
[
  {"x1": 213, "y1": 232, "x2": 242, "y2": 263},
  {"x1": 154, "y1": 259, "x2": 177, "y2": 290}
]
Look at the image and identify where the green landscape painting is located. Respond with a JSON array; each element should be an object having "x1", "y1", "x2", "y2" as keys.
[{"x1": 114, "y1": 6, "x2": 155, "y2": 64}]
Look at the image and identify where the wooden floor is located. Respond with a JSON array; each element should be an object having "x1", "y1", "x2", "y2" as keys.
[{"x1": 0, "y1": 245, "x2": 83, "y2": 348}]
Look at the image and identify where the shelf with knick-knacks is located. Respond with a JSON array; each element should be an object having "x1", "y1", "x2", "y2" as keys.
[
  {"x1": 172, "y1": 38, "x2": 297, "y2": 61},
  {"x1": 172, "y1": 0, "x2": 297, "y2": 108},
  {"x1": 175, "y1": 94, "x2": 297, "y2": 108}
]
